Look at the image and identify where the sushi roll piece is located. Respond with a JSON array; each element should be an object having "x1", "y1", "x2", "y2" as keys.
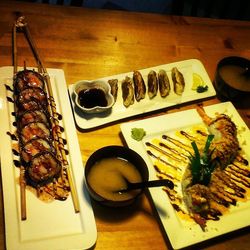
[
  {"x1": 20, "y1": 122, "x2": 51, "y2": 144},
  {"x1": 20, "y1": 138, "x2": 53, "y2": 164},
  {"x1": 27, "y1": 151, "x2": 61, "y2": 185},
  {"x1": 17, "y1": 109, "x2": 50, "y2": 128},
  {"x1": 16, "y1": 87, "x2": 47, "y2": 108},
  {"x1": 14, "y1": 70, "x2": 45, "y2": 93}
]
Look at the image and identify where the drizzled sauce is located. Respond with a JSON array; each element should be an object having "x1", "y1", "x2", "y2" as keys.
[
  {"x1": 78, "y1": 88, "x2": 108, "y2": 108},
  {"x1": 145, "y1": 126, "x2": 250, "y2": 226}
]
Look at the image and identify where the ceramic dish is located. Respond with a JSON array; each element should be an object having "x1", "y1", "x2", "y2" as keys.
[
  {"x1": 73, "y1": 80, "x2": 115, "y2": 113},
  {"x1": 85, "y1": 145, "x2": 149, "y2": 207},
  {"x1": 0, "y1": 66, "x2": 97, "y2": 250},
  {"x1": 68, "y1": 59, "x2": 216, "y2": 130},
  {"x1": 120, "y1": 102, "x2": 250, "y2": 249}
]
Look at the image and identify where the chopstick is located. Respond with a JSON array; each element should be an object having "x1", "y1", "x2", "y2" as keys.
[
  {"x1": 13, "y1": 16, "x2": 80, "y2": 215},
  {"x1": 13, "y1": 18, "x2": 27, "y2": 220}
]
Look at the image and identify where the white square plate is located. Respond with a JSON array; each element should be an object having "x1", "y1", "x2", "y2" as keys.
[
  {"x1": 0, "y1": 67, "x2": 97, "y2": 250},
  {"x1": 120, "y1": 102, "x2": 250, "y2": 249},
  {"x1": 68, "y1": 59, "x2": 216, "y2": 130}
]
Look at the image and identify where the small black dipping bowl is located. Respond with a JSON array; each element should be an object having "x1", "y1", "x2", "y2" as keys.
[
  {"x1": 214, "y1": 56, "x2": 250, "y2": 108},
  {"x1": 84, "y1": 145, "x2": 149, "y2": 207}
]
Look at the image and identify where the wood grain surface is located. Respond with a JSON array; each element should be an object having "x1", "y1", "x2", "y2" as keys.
[{"x1": 0, "y1": 1, "x2": 250, "y2": 250}]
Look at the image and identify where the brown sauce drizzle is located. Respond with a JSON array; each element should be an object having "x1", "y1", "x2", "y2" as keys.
[
  {"x1": 7, "y1": 131, "x2": 18, "y2": 141},
  {"x1": 5, "y1": 84, "x2": 13, "y2": 91},
  {"x1": 56, "y1": 113, "x2": 62, "y2": 120},
  {"x1": 146, "y1": 142, "x2": 184, "y2": 163},
  {"x1": 145, "y1": 130, "x2": 250, "y2": 225},
  {"x1": 14, "y1": 160, "x2": 21, "y2": 167},
  {"x1": 147, "y1": 150, "x2": 182, "y2": 171},
  {"x1": 12, "y1": 149, "x2": 19, "y2": 156},
  {"x1": 7, "y1": 97, "x2": 14, "y2": 103}
]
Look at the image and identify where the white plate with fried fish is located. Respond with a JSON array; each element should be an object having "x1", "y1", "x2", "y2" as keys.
[
  {"x1": 120, "y1": 102, "x2": 250, "y2": 250},
  {"x1": 68, "y1": 59, "x2": 216, "y2": 130}
]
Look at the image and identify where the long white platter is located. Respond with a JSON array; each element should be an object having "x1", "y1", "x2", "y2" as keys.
[
  {"x1": 120, "y1": 102, "x2": 250, "y2": 249},
  {"x1": 68, "y1": 59, "x2": 216, "y2": 130},
  {"x1": 0, "y1": 66, "x2": 97, "y2": 250}
]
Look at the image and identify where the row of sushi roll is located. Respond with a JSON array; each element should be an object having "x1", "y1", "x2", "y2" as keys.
[
  {"x1": 108, "y1": 67, "x2": 185, "y2": 108},
  {"x1": 13, "y1": 69, "x2": 62, "y2": 187}
]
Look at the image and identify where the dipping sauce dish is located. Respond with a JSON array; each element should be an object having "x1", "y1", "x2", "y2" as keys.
[
  {"x1": 74, "y1": 80, "x2": 115, "y2": 113},
  {"x1": 214, "y1": 56, "x2": 250, "y2": 108},
  {"x1": 85, "y1": 145, "x2": 149, "y2": 207}
]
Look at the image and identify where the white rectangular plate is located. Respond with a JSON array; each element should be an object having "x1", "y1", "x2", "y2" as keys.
[
  {"x1": 120, "y1": 102, "x2": 250, "y2": 249},
  {"x1": 68, "y1": 59, "x2": 216, "y2": 130},
  {"x1": 0, "y1": 66, "x2": 97, "y2": 250}
]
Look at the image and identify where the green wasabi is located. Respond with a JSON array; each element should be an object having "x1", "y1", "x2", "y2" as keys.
[{"x1": 131, "y1": 128, "x2": 146, "y2": 141}]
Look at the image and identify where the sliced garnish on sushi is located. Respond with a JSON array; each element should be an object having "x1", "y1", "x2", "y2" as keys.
[{"x1": 189, "y1": 134, "x2": 217, "y2": 186}]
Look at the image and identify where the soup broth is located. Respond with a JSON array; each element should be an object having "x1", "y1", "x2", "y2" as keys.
[
  {"x1": 87, "y1": 157, "x2": 143, "y2": 201},
  {"x1": 219, "y1": 65, "x2": 250, "y2": 92}
]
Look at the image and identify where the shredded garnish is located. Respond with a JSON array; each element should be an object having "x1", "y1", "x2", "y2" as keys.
[{"x1": 189, "y1": 135, "x2": 217, "y2": 186}]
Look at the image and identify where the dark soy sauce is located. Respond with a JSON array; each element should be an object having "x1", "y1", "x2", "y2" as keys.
[{"x1": 78, "y1": 88, "x2": 108, "y2": 108}]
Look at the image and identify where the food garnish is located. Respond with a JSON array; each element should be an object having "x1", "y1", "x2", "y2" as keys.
[
  {"x1": 145, "y1": 107, "x2": 249, "y2": 231},
  {"x1": 192, "y1": 73, "x2": 208, "y2": 93},
  {"x1": 196, "y1": 85, "x2": 208, "y2": 93},
  {"x1": 189, "y1": 134, "x2": 216, "y2": 186},
  {"x1": 131, "y1": 128, "x2": 146, "y2": 141}
]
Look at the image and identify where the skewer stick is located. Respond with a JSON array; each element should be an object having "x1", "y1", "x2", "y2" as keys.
[
  {"x1": 19, "y1": 16, "x2": 80, "y2": 213},
  {"x1": 20, "y1": 166, "x2": 27, "y2": 220},
  {"x1": 12, "y1": 24, "x2": 17, "y2": 74},
  {"x1": 13, "y1": 18, "x2": 27, "y2": 220}
]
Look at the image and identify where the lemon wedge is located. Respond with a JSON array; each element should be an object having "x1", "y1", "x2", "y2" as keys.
[{"x1": 191, "y1": 73, "x2": 206, "y2": 90}]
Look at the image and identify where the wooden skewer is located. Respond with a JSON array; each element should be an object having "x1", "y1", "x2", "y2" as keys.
[
  {"x1": 13, "y1": 17, "x2": 27, "y2": 220},
  {"x1": 20, "y1": 166, "x2": 27, "y2": 220},
  {"x1": 20, "y1": 16, "x2": 80, "y2": 213}
]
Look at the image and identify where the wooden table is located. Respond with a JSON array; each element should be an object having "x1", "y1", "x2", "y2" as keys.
[{"x1": 0, "y1": 1, "x2": 250, "y2": 250}]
